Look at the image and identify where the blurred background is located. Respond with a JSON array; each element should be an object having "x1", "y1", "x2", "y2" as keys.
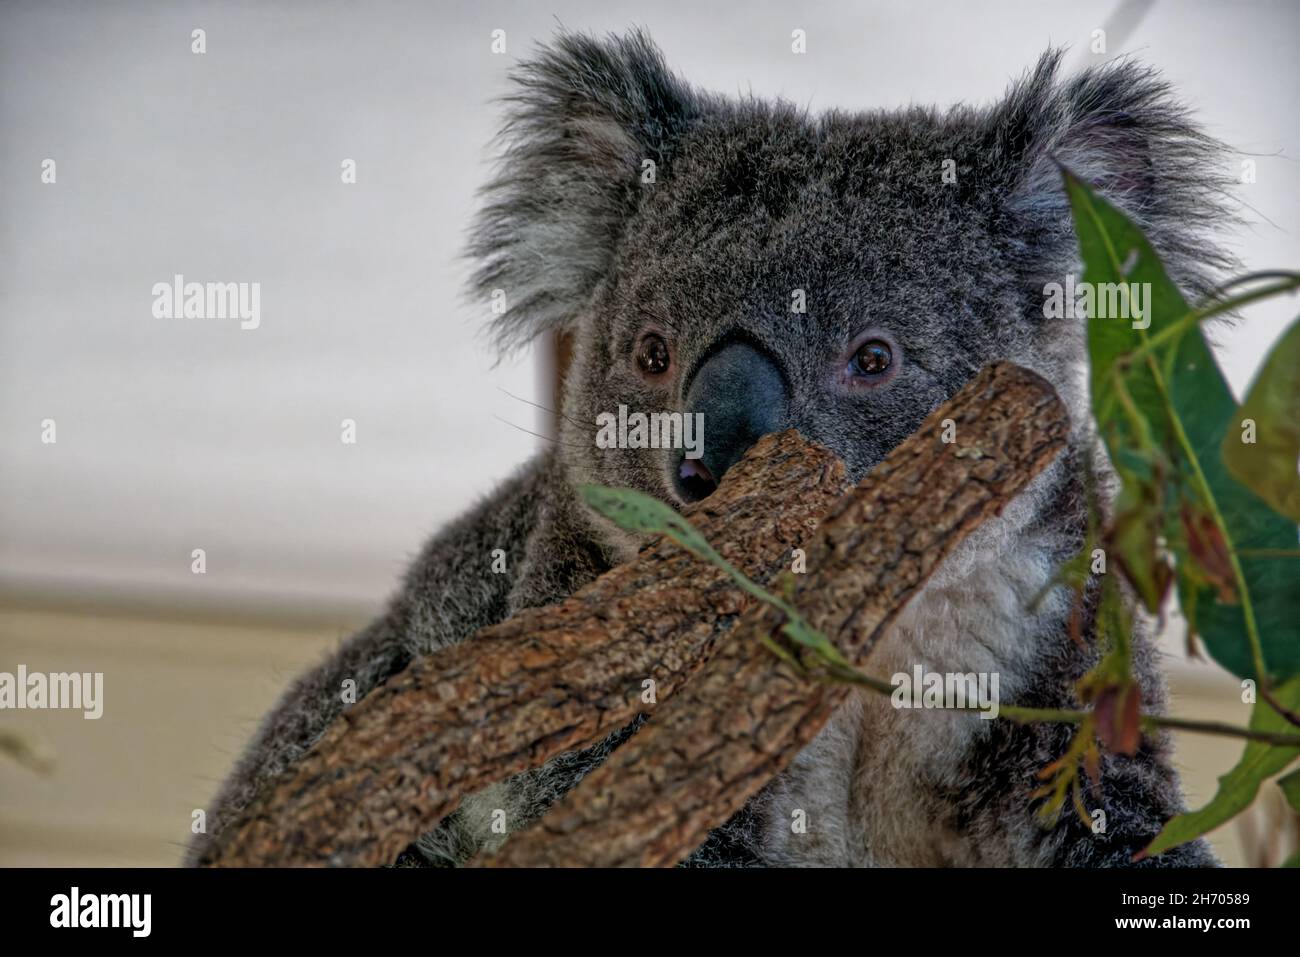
[{"x1": 1, "y1": 0, "x2": 1297, "y2": 866}]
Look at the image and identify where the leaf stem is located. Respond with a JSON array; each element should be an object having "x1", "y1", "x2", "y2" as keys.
[
  {"x1": 824, "y1": 668, "x2": 1300, "y2": 747},
  {"x1": 1124, "y1": 273, "x2": 1300, "y2": 365},
  {"x1": 996, "y1": 704, "x2": 1300, "y2": 747}
]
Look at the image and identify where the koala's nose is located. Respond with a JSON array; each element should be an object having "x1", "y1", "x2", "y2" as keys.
[{"x1": 677, "y1": 340, "x2": 789, "y2": 501}]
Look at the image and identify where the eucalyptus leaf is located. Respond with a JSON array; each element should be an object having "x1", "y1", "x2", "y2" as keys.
[
  {"x1": 582, "y1": 485, "x2": 854, "y2": 670},
  {"x1": 1140, "y1": 675, "x2": 1300, "y2": 859},
  {"x1": 1066, "y1": 170, "x2": 1300, "y2": 682},
  {"x1": 1278, "y1": 766, "x2": 1300, "y2": 813},
  {"x1": 1222, "y1": 316, "x2": 1300, "y2": 522},
  {"x1": 580, "y1": 485, "x2": 721, "y2": 564}
]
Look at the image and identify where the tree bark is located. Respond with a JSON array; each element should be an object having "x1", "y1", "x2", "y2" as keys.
[
  {"x1": 206, "y1": 361, "x2": 1069, "y2": 868},
  {"x1": 480, "y1": 361, "x2": 1070, "y2": 866},
  {"x1": 204, "y1": 429, "x2": 851, "y2": 867}
]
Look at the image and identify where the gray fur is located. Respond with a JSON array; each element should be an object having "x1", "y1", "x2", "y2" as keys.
[{"x1": 191, "y1": 30, "x2": 1232, "y2": 868}]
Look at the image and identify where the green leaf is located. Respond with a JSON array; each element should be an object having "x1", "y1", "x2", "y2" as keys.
[
  {"x1": 1222, "y1": 316, "x2": 1300, "y2": 522},
  {"x1": 1066, "y1": 170, "x2": 1300, "y2": 682},
  {"x1": 1278, "y1": 766, "x2": 1300, "y2": 813},
  {"x1": 580, "y1": 485, "x2": 720, "y2": 562},
  {"x1": 1140, "y1": 676, "x2": 1300, "y2": 859},
  {"x1": 582, "y1": 485, "x2": 857, "y2": 673},
  {"x1": 582, "y1": 483, "x2": 789, "y2": 616}
]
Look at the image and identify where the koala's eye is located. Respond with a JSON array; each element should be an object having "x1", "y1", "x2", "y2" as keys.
[
  {"x1": 636, "y1": 333, "x2": 671, "y2": 376},
  {"x1": 851, "y1": 339, "x2": 892, "y2": 376}
]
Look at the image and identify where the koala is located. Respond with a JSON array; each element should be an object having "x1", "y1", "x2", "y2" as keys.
[{"x1": 189, "y1": 30, "x2": 1234, "y2": 868}]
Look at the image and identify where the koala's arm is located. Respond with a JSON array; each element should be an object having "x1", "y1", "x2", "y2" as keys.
[
  {"x1": 758, "y1": 615, "x2": 1217, "y2": 868},
  {"x1": 185, "y1": 455, "x2": 550, "y2": 866},
  {"x1": 970, "y1": 702, "x2": 1219, "y2": 867}
]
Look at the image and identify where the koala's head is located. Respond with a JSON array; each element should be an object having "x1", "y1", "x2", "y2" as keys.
[{"x1": 469, "y1": 30, "x2": 1230, "y2": 528}]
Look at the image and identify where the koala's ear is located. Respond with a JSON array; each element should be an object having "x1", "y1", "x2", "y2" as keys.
[
  {"x1": 467, "y1": 30, "x2": 701, "y2": 353},
  {"x1": 985, "y1": 49, "x2": 1235, "y2": 294}
]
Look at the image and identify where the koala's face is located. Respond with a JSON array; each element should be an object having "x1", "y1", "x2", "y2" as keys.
[
  {"x1": 472, "y1": 32, "x2": 1224, "y2": 522},
  {"x1": 564, "y1": 108, "x2": 1034, "y2": 505}
]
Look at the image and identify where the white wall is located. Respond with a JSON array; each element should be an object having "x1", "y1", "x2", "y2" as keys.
[{"x1": 1, "y1": 0, "x2": 1296, "y2": 620}]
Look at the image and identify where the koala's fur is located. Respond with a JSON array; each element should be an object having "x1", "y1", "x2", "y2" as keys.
[{"x1": 189, "y1": 30, "x2": 1235, "y2": 868}]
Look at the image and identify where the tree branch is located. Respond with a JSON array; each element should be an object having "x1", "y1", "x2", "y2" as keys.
[
  {"x1": 208, "y1": 362, "x2": 1075, "y2": 869},
  {"x1": 204, "y1": 429, "x2": 851, "y2": 866},
  {"x1": 481, "y1": 362, "x2": 1071, "y2": 867}
]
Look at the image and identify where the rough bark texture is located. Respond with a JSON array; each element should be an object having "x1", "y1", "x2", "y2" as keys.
[
  {"x1": 206, "y1": 430, "x2": 850, "y2": 867},
  {"x1": 208, "y1": 362, "x2": 1068, "y2": 869},
  {"x1": 481, "y1": 361, "x2": 1070, "y2": 866}
]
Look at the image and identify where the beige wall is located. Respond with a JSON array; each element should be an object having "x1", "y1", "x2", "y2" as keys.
[{"x1": 0, "y1": 603, "x2": 346, "y2": 866}]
